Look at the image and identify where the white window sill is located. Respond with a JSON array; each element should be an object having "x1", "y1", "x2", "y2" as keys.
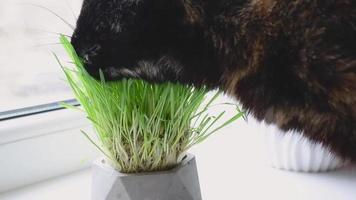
[
  {"x1": 0, "y1": 169, "x2": 92, "y2": 200},
  {"x1": 0, "y1": 164, "x2": 355, "y2": 200},
  {"x1": 1, "y1": 119, "x2": 355, "y2": 200}
]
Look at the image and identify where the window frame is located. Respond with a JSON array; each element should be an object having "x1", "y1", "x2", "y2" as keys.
[{"x1": 0, "y1": 99, "x2": 79, "y2": 121}]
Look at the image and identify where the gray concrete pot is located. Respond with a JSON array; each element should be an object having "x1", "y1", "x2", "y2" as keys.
[{"x1": 91, "y1": 154, "x2": 202, "y2": 200}]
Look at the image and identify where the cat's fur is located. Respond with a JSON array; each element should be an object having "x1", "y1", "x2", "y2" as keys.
[{"x1": 71, "y1": 0, "x2": 356, "y2": 161}]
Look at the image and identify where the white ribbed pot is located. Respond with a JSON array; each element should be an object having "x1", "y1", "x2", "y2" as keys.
[
  {"x1": 259, "y1": 121, "x2": 348, "y2": 172},
  {"x1": 91, "y1": 154, "x2": 202, "y2": 200}
]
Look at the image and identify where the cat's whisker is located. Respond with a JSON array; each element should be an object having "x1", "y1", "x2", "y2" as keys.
[
  {"x1": 28, "y1": 28, "x2": 72, "y2": 38},
  {"x1": 19, "y1": 3, "x2": 75, "y2": 30},
  {"x1": 65, "y1": 0, "x2": 78, "y2": 21},
  {"x1": 34, "y1": 42, "x2": 62, "y2": 48}
]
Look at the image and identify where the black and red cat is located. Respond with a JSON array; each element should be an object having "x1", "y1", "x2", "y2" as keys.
[{"x1": 71, "y1": 0, "x2": 356, "y2": 161}]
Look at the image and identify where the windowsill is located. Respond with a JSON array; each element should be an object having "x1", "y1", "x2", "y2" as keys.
[
  {"x1": 1, "y1": 164, "x2": 355, "y2": 200},
  {"x1": 1, "y1": 116, "x2": 356, "y2": 200},
  {"x1": 0, "y1": 169, "x2": 92, "y2": 200}
]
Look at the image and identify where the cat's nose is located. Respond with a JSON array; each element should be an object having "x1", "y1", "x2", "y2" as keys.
[
  {"x1": 76, "y1": 44, "x2": 102, "y2": 65},
  {"x1": 70, "y1": 39, "x2": 102, "y2": 79},
  {"x1": 71, "y1": 34, "x2": 101, "y2": 61}
]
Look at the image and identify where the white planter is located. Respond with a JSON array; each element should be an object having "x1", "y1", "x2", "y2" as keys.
[
  {"x1": 260, "y1": 121, "x2": 348, "y2": 172},
  {"x1": 92, "y1": 154, "x2": 202, "y2": 200}
]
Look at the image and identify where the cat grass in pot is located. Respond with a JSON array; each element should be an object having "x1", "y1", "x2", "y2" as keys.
[{"x1": 58, "y1": 36, "x2": 243, "y2": 200}]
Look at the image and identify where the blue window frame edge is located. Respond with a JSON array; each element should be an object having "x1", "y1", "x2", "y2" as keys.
[{"x1": 0, "y1": 99, "x2": 80, "y2": 121}]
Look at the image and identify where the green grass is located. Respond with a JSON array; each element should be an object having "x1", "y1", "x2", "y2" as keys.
[{"x1": 57, "y1": 35, "x2": 244, "y2": 173}]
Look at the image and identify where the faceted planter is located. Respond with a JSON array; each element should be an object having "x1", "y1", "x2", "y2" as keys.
[{"x1": 91, "y1": 154, "x2": 202, "y2": 200}]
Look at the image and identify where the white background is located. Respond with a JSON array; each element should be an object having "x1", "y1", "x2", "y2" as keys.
[
  {"x1": 0, "y1": 0, "x2": 83, "y2": 112},
  {"x1": 0, "y1": 0, "x2": 355, "y2": 199}
]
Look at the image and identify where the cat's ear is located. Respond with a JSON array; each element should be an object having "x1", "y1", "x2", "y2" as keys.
[{"x1": 181, "y1": 0, "x2": 204, "y2": 25}]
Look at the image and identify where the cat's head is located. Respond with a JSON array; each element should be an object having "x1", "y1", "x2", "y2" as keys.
[{"x1": 71, "y1": 0, "x2": 225, "y2": 86}]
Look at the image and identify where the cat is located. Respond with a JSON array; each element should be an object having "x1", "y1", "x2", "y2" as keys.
[{"x1": 71, "y1": 0, "x2": 356, "y2": 161}]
